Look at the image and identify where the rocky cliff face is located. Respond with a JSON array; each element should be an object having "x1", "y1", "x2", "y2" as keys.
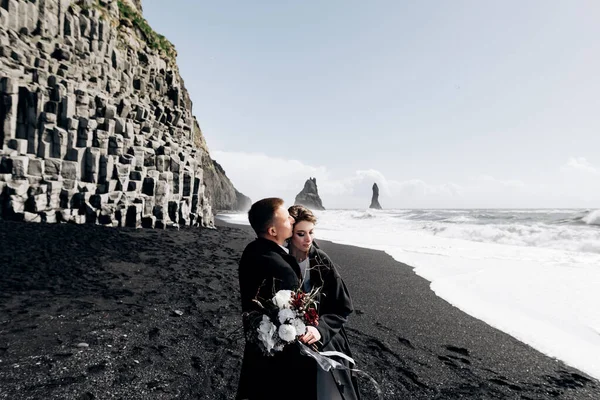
[
  {"x1": 0, "y1": 0, "x2": 245, "y2": 228},
  {"x1": 294, "y1": 177, "x2": 325, "y2": 211},
  {"x1": 203, "y1": 158, "x2": 251, "y2": 211},
  {"x1": 124, "y1": 0, "x2": 142, "y2": 13}
]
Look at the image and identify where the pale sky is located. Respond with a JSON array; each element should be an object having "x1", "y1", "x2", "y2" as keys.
[{"x1": 143, "y1": 1, "x2": 600, "y2": 209}]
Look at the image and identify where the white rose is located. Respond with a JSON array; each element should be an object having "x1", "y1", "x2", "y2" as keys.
[
  {"x1": 272, "y1": 290, "x2": 293, "y2": 309},
  {"x1": 291, "y1": 318, "x2": 306, "y2": 336},
  {"x1": 278, "y1": 324, "x2": 297, "y2": 342},
  {"x1": 257, "y1": 315, "x2": 276, "y2": 352},
  {"x1": 278, "y1": 308, "x2": 296, "y2": 324}
]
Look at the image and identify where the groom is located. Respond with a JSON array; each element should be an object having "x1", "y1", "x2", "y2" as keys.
[
  {"x1": 238, "y1": 197, "x2": 299, "y2": 313},
  {"x1": 236, "y1": 197, "x2": 320, "y2": 400}
]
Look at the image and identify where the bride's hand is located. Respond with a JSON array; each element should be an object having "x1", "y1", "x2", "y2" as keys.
[{"x1": 299, "y1": 326, "x2": 321, "y2": 345}]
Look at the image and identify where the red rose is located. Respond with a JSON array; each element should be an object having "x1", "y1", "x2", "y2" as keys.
[
  {"x1": 291, "y1": 291, "x2": 305, "y2": 309},
  {"x1": 304, "y1": 308, "x2": 319, "y2": 326}
]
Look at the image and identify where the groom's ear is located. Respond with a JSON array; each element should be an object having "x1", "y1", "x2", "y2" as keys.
[{"x1": 267, "y1": 226, "x2": 276, "y2": 237}]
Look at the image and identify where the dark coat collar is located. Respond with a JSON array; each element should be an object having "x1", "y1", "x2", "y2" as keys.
[
  {"x1": 254, "y1": 236, "x2": 289, "y2": 254},
  {"x1": 253, "y1": 237, "x2": 301, "y2": 279}
]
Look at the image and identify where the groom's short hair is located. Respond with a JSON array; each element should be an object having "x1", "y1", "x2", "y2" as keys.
[{"x1": 248, "y1": 197, "x2": 284, "y2": 235}]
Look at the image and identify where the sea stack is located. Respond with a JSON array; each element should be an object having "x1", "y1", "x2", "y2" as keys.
[
  {"x1": 369, "y1": 183, "x2": 382, "y2": 209},
  {"x1": 294, "y1": 178, "x2": 325, "y2": 210}
]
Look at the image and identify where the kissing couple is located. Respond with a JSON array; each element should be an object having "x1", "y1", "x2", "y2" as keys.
[{"x1": 236, "y1": 197, "x2": 361, "y2": 400}]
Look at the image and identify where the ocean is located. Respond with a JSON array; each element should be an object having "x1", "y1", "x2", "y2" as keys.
[{"x1": 219, "y1": 208, "x2": 600, "y2": 381}]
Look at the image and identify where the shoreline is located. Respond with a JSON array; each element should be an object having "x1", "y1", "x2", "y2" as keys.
[
  {"x1": 220, "y1": 219, "x2": 600, "y2": 398},
  {"x1": 221, "y1": 210, "x2": 600, "y2": 383},
  {"x1": 0, "y1": 220, "x2": 598, "y2": 399},
  {"x1": 313, "y1": 237, "x2": 599, "y2": 397}
]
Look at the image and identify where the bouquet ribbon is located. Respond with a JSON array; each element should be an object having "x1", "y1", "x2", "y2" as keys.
[
  {"x1": 297, "y1": 342, "x2": 383, "y2": 398},
  {"x1": 297, "y1": 342, "x2": 355, "y2": 372}
]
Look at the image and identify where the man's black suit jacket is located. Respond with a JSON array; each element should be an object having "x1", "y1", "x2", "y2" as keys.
[
  {"x1": 238, "y1": 237, "x2": 301, "y2": 313},
  {"x1": 236, "y1": 237, "x2": 318, "y2": 400}
]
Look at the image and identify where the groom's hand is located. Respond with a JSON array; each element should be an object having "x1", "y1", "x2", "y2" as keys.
[{"x1": 299, "y1": 326, "x2": 321, "y2": 345}]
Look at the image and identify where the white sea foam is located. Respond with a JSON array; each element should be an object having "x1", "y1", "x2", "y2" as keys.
[
  {"x1": 422, "y1": 222, "x2": 600, "y2": 253},
  {"x1": 350, "y1": 210, "x2": 377, "y2": 219},
  {"x1": 219, "y1": 209, "x2": 600, "y2": 380},
  {"x1": 583, "y1": 209, "x2": 600, "y2": 225}
]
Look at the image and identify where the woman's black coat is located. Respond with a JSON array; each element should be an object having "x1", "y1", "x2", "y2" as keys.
[{"x1": 308, "y1": 244, "x2": 360, "y2": 400}]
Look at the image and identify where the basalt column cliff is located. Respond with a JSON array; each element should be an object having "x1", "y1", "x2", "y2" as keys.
[{"x1": 0, "y1": 0, "x2": 246, "y2": 228}]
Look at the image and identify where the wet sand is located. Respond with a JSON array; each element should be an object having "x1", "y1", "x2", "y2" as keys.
[{"x1": 0, "y1": 220, "x2": 598, "y2": 399}]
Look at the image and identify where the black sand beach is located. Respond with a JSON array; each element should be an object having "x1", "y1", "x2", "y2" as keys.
[{"x1": 0, "y1": 220, "x2": 598, "y2": 399}]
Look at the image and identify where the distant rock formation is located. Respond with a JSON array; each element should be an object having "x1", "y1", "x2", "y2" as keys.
[
  {"x1": 294, "y1": 177, "x2": 325, "y2": 210},
  {"x1": 203, "y1": 158, "x2": 251, "y2": 211},
  {"x1": 234, "y1": 189, "x2": 252, "y2": 212},
  {"x1": 369, "y1": 183, "x2": 382, "y2": 209},
  {"x1": 191, "y1": 118, "x2": 249, "y2": 211}
]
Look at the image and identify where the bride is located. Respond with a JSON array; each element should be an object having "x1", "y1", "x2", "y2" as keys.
[{"x1": 288, "y1": 205, "x2": 361, "y2": 400}]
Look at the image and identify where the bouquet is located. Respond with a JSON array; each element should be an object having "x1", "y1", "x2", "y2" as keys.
[
  {"x1": 247, "y1": 287, "x2": 320, "y2": 355},
  {"x1": 244, "y1": 287, "x2": 382, "y2": 396}
]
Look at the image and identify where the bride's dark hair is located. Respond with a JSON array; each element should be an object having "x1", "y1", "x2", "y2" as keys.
[
  {"x1": 288, "y1": 205, "x2": 317, "y2": 225},
  {"x1": 287, "y1": 205, "x2": 319, "y2": 249}
]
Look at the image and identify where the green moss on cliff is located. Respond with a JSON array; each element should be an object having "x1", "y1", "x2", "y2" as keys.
[{"x1": 117, "y1": 0, "x2": 177, "y2": 62}]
